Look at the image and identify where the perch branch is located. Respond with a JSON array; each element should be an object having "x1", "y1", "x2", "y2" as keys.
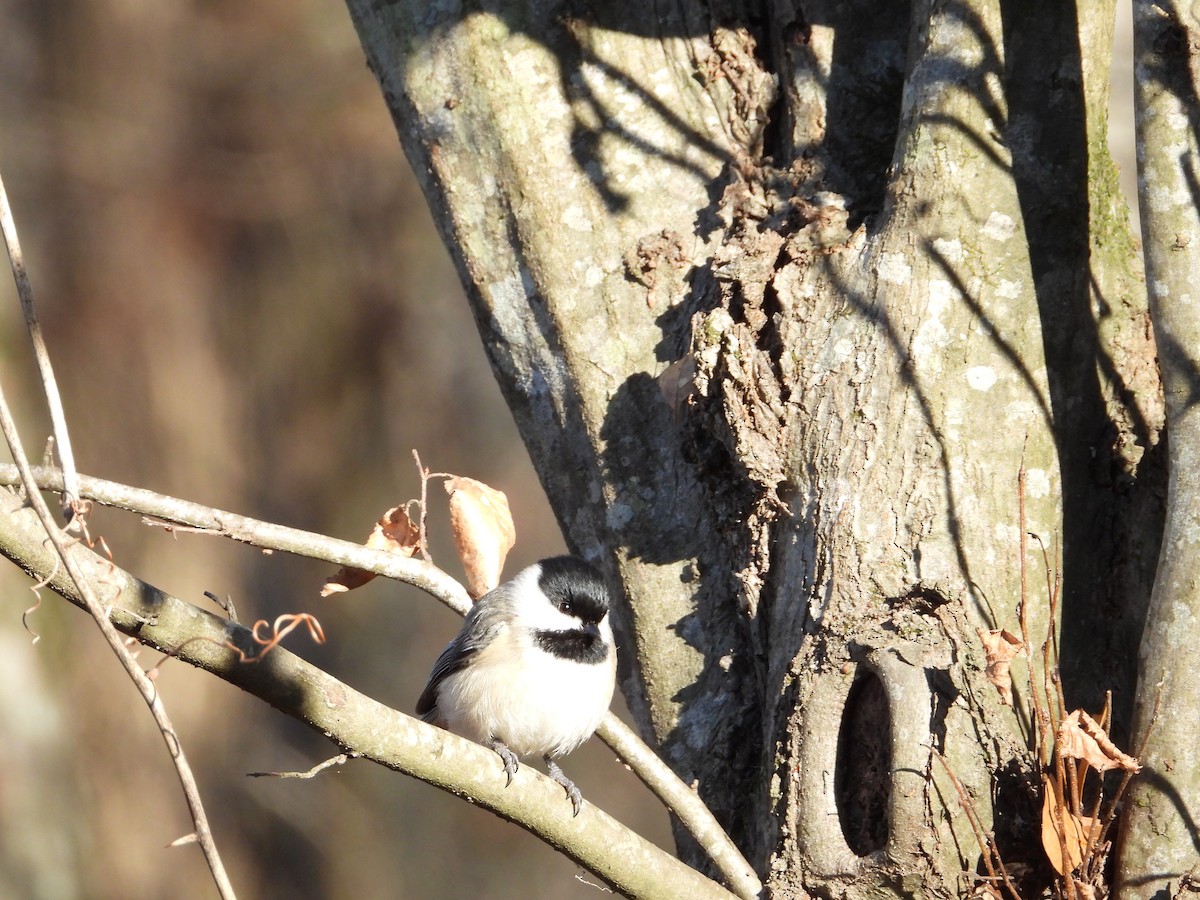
[{"x1": 0, "y1": 488, "x2": 734, "y2": 900}]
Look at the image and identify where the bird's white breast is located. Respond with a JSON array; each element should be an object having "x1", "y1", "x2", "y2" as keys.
[{"x1": 436, "y1": 623, "x2": 615, "y2": 759}]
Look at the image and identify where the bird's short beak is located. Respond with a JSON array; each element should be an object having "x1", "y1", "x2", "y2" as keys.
[{"x1": 582, "y1": 622, "x2": 601, "y2": 639}]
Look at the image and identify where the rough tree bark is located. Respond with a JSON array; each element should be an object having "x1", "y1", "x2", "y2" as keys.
[{"x1": 346, "y1": 0, "x2": 1168, "y2": 895}]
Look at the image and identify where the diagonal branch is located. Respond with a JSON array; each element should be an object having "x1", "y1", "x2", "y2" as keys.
[
  {"x1": 595, "y1": 716, "x2": 761, "y2": 898},
  {"x1": 0, "y1": 170, "x2": 80, "y2": 518}
]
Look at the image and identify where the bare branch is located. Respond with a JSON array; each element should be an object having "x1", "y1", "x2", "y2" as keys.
[
  {"x1": 0, "y1": 489, "x2": 737, "y2": 900},
  {"x1": 595, "y1": 716, "x2": 762, "y2": 900},
  {"x1": 0, "y1": 463, "x2": 473, "y2": 616}
]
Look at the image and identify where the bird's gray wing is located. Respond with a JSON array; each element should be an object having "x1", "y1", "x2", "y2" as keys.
[
  {"x1": 415, "y1": 594, "x2": 511, "y2": 719},
  {"x1": 415, "y1": 636, "x2": 471, "y2": 719}
]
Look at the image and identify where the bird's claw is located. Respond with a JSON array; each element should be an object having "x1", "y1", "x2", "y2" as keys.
[
  {"x1": 492, "y1": 741, "x2": 520, "y2": 787},
  {"x1": 490, "y1": 745, "x2": 585, "y2": 816},
  {"x1": 545, "y1": 757, "x2": 584, "y2": 817}
]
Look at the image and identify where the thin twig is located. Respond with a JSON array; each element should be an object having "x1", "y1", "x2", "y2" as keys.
[
  {"x1": 1018, "y1": 464, "x2": 1043, "y2": 763},
  {"x1": 932, "y1": 749, "x2": 1020, "y2": 899},
  {"x1": 0, "y1": 169, "x2": 80, "y2": 518},
  {"x1": 1051, "y1": 753, "x2": 1076, "y2": 900},
  {"x1": 1092, "y1": 766, "x2": 1138, "y2": 857},
  {"x1": 410, "y1": 449, "x2": 453, "y2": 562},
  {"x1": 1135, "y1": 680, "x2": 1165, "y2": 759},
  {"x1": 413, "y1": 449, "x2": 432, "y2": 560},
  {"x1": 0, "y1": 463, "x2": 474, "y2": 616},
  {"x1": 0, "y1": 396, "x2": 236, "y2": 897},
  {"x1": 1030, "y1": 531, "x2": 1059, "y2": 766},
  {"x1": 1080, "y1": 778, "x2": 1107, "y2": 878},
  {"x1": 248, "y1": 753, "x2": 355, "y2": 778},
  {"x1": 1048, "y1": 538, "x2": 1064, "y2": 721},
  {"x1": 1018, "y1": 465, "x2": 1029, "y2": 653},
  {"x1": 203, "y1": 590, "x2": 239, "y2": 623}
]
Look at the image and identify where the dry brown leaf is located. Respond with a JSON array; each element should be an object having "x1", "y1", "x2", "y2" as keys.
[
  {"x1": 1041, "y1": 773, "x2": 1095, "y2": 875},
  {"x1": 977, "y1": 627, "x2": 1024, "y2": 705},
  {"x1": 321, "y1": 505, "x2": 419, "y2": 596},
  {"x1": 446, "y1": 476, "x2": 515, "y2": 599},
  {"x1": 1057, "y1": 709, "x2": 1141, "y2": 774}
]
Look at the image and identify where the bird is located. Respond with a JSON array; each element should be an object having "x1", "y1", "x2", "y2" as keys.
[{"x1": 416, "y1": 555, "x2": 616, "y2": 816}]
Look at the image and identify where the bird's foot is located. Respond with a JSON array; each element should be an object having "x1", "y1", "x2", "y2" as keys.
[
  {"x1": 545, "y1": 757, "x2": 583, "y2": 817},
  {"x1": 491, "y1": 740, "x2": 520, "y2": 786}
]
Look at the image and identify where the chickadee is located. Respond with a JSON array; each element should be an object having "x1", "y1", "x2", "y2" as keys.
[{"x1": 416, "y1": 555, "x2": 616, "y2": 816}]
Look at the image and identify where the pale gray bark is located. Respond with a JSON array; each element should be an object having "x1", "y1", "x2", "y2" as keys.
[
  {"x1": 1116, "y1": 0, "x2": 1200, "y2": 892},
  {"x1": 347, "y1": 0, "x2": 1161, "y2": 895}
]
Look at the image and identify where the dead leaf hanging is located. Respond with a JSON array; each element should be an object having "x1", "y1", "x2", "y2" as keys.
[
  {"x1": 1057, "y1": 710, "x2": 1141, "y2": 774},
  {"x1": 321, "y1": 505, "x2": 420, "y2": 596},
  {"x1": 446, "y1": 476, "x2": 515, "y2": 599},
  {"x1": 977, "y1": 628, "x2": 1024, "y2": 706}
]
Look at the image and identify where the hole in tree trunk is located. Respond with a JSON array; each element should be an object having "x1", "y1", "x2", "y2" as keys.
[{"x1": 834, "y1": 669, "x2": 891, "y2": 855}]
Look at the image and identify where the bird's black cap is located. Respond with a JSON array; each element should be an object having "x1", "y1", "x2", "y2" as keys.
[{"x1": 537, "y1": 556, "x2": 610, "y2": 624}]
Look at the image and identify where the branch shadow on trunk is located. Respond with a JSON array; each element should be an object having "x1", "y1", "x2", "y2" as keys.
[{"x1": 1000, "y1": 0, "x2": 1161, "y2": 736}]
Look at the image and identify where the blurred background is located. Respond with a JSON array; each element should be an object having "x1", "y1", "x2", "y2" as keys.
[{"x1": 0, "y1": 1, "x2": 1138, "y2": 898}]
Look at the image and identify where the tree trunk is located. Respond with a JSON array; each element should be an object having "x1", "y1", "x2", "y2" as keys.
[
  {"x1": 1115, "y1": 1, "x2": 1200, "y2": 893},
  {"x1": 346, "y1": 0, "x2": 1163, "y2": 894}
]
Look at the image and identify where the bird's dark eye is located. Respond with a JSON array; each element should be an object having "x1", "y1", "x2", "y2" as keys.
[{"x1": 558, "y1": 599, "x2": 574, "y2": 615}]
